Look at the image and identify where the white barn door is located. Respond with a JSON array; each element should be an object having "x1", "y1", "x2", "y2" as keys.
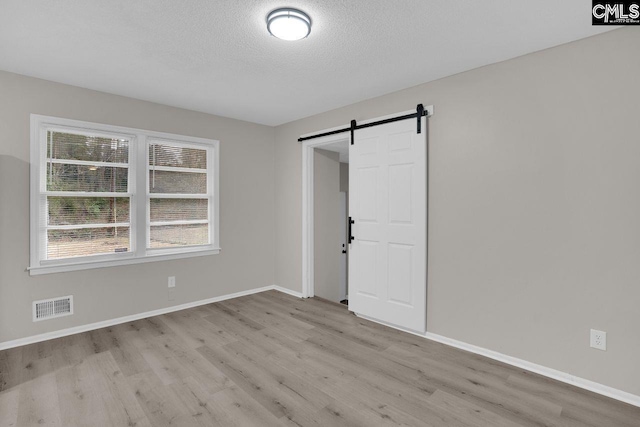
[{"x1": 348, "y1": 116, "x2": 427, "y2": 333}]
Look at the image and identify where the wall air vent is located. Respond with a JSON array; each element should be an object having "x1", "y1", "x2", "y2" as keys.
[{"x1": 33, "y1": 295, "x2": 73, "y2": 322}]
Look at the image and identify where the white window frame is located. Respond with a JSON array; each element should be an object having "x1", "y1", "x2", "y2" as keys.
[{"x1": 29, "y1": 114, "x2": 220, "y2": 275}]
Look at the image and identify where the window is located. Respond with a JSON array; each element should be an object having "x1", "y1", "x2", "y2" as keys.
[
  {"x1": 30, "y1": 115, "x2": 219, "y2": 275},
  {"x1": 148, "y1": 140, "x2": 212, "y2": 249}
]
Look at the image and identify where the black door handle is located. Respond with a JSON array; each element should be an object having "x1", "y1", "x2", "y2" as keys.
[{"x1": 348, "y1": 217, "x2": 355, "y2": 243}]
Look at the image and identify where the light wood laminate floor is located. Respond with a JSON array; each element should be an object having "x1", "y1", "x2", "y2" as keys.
[{"x1": 1, "y1": 290, "x2": 638, "y2": 426}]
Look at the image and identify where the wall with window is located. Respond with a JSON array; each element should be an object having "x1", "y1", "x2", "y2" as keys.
[{"x1": 0, "y1": 70, "x2": 275, "y2": 343}]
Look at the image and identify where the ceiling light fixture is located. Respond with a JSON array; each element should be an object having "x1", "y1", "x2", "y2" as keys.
[{"x1": 267, "y1": 8, "x2": 311, "y2": 41}]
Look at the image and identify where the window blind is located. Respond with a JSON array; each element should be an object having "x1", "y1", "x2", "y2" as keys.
[
  {"x1": 148, "y1": 141, "x2": 210, "y2": 249},
  {"x1": 44, "y1": 131, "x2": 131, "y2": 259}
]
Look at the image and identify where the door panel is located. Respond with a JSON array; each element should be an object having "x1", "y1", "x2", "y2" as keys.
[
  {"x1": 388, "y1": 164, "x2": 413, "y2": 224},
  {"x1": 357, "y1": 240, "x2": 380, "y2": 297},
  {"x1": 348, "y1": 117, "x2": 427, "y2": 333},
  {"x1": 357, "y1": 167, "x2": 379, "y2": 222},
  {"x1": 387, "y1": 243, "x2": 413, "y2": 306}
]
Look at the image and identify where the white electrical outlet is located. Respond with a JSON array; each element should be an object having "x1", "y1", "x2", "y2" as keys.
[
  {"x1": 168, "y1": 276, "x2": 176, "y2": 288},
  {"x1": 590, "y1": 329, "x2": 606, "y2": 351}
]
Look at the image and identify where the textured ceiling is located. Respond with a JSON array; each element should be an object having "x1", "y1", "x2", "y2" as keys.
[{"x1": 0, "y1": 1, "x2": 612, "y2": 126}]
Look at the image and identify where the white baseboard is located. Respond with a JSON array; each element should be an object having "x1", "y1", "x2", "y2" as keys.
[
  {"x1": 354, "y1": 313, "x2": 640, "y2": 408},
  {"x1": 272, "y1": 285, "x2": 305, "y2": 299},
  {"x1": 0, "y1": 285, "x2": 280, "y2": 351},
  {"x1": 423, "y1": 332, "x2": 640, "y2": 408}
]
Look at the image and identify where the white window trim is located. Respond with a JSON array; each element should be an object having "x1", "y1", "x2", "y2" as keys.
[{"x1": 29, "y1": 114, "x2": 220, "y2": 276}]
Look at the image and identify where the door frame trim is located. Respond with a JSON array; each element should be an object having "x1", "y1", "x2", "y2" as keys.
[{"x1": 300, "y1": 106, "x2": 433, "y2": 298}]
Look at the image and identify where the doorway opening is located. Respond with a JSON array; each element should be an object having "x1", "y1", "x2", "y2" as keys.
[
  {"x1": 304, "y1": 137, "x2": 350, "y2": 306},
  {"x1": 301, "y1": 130, "x2": 350, "y2": 304}
]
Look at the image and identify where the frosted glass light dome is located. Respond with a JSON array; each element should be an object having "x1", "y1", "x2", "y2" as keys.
[{"x1": 267, "y1": 8, "x2": 311, "y2": 41}]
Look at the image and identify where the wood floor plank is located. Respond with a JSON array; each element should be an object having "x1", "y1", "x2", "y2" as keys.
[
  {"x1": 19, "y1": 356, "x2": 54, "y2": 385},
  {"x1": 167, "y1": 377, "x2": 231, "y2": 427},
  {"x1": 1, "y1": 292, "x2": 639, "y2": 426},
  {"x1": 218, "y1": 298, "x2": 315, "y2": 342},
  {"x1": 225, "y1": 293, "x2": 316, "y2": 328},
  {"x1": 202, "y1": 305, "x2": 266, "y2": 339},
  {"x1": 292, "y1": 311, "x2": 392, "y2": 352},
  {"x1": 89, "y1": 351, "x2": 152, "y2": 427},
  {"x1": 198, "y1": 341, "x2": 335, "y2": 422},
  {"x1": 329, "y1": 371, "x2": 459, "y2": 426},
  {"x1": 130, "y1": 332, "x2": 193, "y2": 386},
  {"x1": 101, "y1": 327, "x2": 151, "y2": 377},
  {"x1": 255, "y1": 291, "x2": 358, "y2": 326},
  {"x1": 17, "y1": 372, "x2": 61, "y2": 427},
  {"x1": 311, "y1": 399, "x2": 414, "y2": 427},
  {"x1": 0, "y1": 347, "x2": 22, "y2": 392},
  {"x1": 152, "y1": 333, "x2": 232, "y2": 395},
  {"x1": 196, "y1": 343, "x2": 293, "y2": 419},
  {"x1": 19, "y1": 343, "x2": 51, "y2": 367},
  {"x1": 163, "y1": 308, "x2": 239, "y2": 348},
  {"x1": 128, "y1": 371, "x2": 199, "y2": 427},
  {"x1": 266, "y1": 346, "x2": 359, "y2": 394},
  {"x1": 0, "y1": 388, "x2": 19, "y2": 427},
  {"x1": 225, "y1": 326, "x2": 303, "y2": 360},
  {"x1": 49, "y1": 342, "x2": 94, "y2": 373},
  {"x1": 208, "y1": 302, "x2": 267, "y2": 331},
  {"x1": 321, "y1": 380, "x2": 435, "y2": 427},
  {"x1": 206, "y1": 385, "x2": 286, "y2": 427},
  {"x1": 55, "y1": 357, "x2": 108, "y2": 427},
  {"x1": 429, "y1": 389, "x2": 524, "y2": 427}
]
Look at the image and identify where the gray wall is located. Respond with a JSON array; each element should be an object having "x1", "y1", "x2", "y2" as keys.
[
  {"x1": 0, "y1": 71, "x2": 275, "y2": 343},
  {"x1": 274, "y1": 28, "x2": 640, "y2": 395},
  {"x1": 313, "y1": 149, "x2": 342, "y2": 302},
  {"x1": 339, "y1": 162, "x2": 349, "y2": 193}
]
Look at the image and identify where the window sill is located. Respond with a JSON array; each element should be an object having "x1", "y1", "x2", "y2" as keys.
[{"x1": 28, "y1": 248, "x2": 221, "y2": 276}]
